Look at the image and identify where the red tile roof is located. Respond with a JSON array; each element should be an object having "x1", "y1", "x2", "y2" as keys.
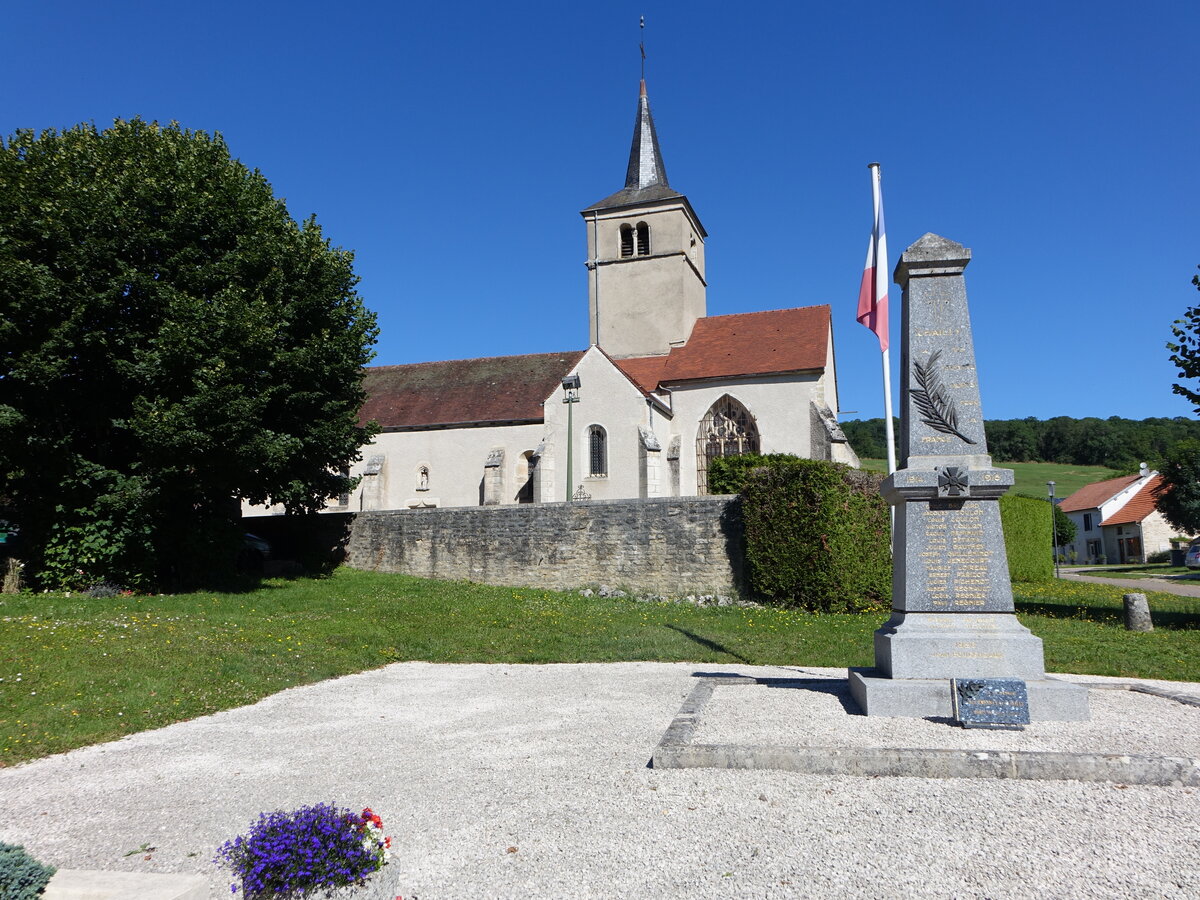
[
  {"x1": 360, "y1": 306, "x2": 830, "y2": 429},
  {"x1": 1058, "y1": 474, "x2": 1141, "y2": 513},
  {"x1": 360, "y1": 351, "x2": 586, "y2": 429},
  {"x1": 614, "y1": 305, "x2": 830, "y2": 389},
  {"x1": 1103, "y1": 475, "x2": 1164, "y2": 526},
  {"x1": 613, "y1": 355, "x2": 670, "y2": 394}
]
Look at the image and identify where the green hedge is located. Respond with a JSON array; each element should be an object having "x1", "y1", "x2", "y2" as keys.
[
  {"x1": 999, "y1": 493, "x2": 1053, "y2": 582},
  {"x1": 708, "y1": 454, "x2": 810, "y2": 495},
  {"x1": 739, "y1": 458, "x2": 890, "y2": 611},
  {"x1": 728, "y1": 454, "x2": 1052, "y2": 604}
]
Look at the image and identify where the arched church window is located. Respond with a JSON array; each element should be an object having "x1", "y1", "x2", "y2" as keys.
[
  {"x1": 696, "y1": 396, "x2": 760, "y2": 494},
  {"x1": 620, "y1": 224, "x2": 634, "y2": 258},
  {"x1": 588, "y1": 425, "x2": 608, "y2": 477},
  {"x1": 636, "y1": 222, "x2": 650, "y2": 256}
]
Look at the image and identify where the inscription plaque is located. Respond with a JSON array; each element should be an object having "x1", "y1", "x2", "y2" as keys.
[{"x1": 951, "y1": 678, "x2": 1030, "y2": 729}]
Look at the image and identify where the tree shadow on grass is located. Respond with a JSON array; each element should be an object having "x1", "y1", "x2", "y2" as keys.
[
  {"x1": 1017, "y1": 600, "x2": 1200, "y2": 631},
  {"x1": 665, "y1": 624, "x2": 751, "y2": 664}
]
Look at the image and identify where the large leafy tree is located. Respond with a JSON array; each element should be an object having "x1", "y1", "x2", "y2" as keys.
[
  {"x1": 1168, "y1": 267, "x2": 1200, "y2": 412},
  {"x1": 1155, "y1": 439, "x2": 1200, "y2": 536},
  {"x1": 0, "y1": 119, "x2": 378, "y2": 588}
]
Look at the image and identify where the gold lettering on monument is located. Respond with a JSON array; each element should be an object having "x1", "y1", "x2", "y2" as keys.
[{"x1": 916, "y1": 503, "x2": 996, "y2": 609}]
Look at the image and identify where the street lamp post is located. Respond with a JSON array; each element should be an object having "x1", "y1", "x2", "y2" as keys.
[
  {"x1": 1047, "y1": 481, "x2": 1060, "y2": 579},
  {"x1": 562, "y1": 375, "x2": 581, "y2": 502}
]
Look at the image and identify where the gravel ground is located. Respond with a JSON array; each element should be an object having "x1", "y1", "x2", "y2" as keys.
[{"x1": 2, "y1": 662, "x2": 1199, "y2": 899}]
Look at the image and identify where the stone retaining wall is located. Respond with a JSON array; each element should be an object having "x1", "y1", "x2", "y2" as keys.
[{"x1": 345, "y1": 496, "x2": 744, "y2": 596}]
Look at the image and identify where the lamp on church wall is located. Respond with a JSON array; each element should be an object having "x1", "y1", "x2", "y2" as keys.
[{"x1": 562, "y1": 374, "x2": 581, "y2": 502}]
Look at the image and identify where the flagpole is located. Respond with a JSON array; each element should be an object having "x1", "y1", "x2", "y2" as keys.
[
  {"x1": 882, "y1": 345, "x2": 896, "y2": 474},
  {"x1": 865, "y1": 162, "x2": 896, "y2": 474}
]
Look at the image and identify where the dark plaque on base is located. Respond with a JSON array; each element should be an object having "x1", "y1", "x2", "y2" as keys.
[{"x1": 951, "y1": 678, "x2": 1030, "y2": 729}]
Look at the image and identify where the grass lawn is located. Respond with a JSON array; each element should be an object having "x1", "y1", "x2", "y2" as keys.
[
  {"x1": 1070, "y1": 564, "x2": 1200, "y2": 580},
  {"x1": 1, "y1": 568, "x2": 1197, "y2": 766},
  {"x1": 859, "y1": 459, "x2": 1121, "y2": 499}
]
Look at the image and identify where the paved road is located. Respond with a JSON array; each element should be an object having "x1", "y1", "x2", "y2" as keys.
[{"x1": 1058, "y1": 566, "x2": 1200, "y2": 597}]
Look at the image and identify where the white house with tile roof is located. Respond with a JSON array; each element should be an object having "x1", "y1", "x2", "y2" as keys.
[
  {"x1": 1058, "y1": 465, "x2": 1182, "y2": 563},
  {"x1": 246, "y1": 78, "x2": 857, "y2": 516}
]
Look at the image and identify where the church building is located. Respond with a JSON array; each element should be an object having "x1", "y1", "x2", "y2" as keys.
[{"x1": 252, "y1": 79, "x2": 857, "y2": 516}]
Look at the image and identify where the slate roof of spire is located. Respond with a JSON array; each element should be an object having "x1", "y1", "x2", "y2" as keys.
[{"x1": 584, "y1": 79, "x2": 687, "y2": 212}]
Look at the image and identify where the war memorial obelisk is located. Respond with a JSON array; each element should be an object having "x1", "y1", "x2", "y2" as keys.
[{"x1": 849, "y1": 234, "x2": 1089, "y2": 721}]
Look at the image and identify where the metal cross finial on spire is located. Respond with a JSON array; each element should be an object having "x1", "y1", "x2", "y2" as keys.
[{"x1": 639, "y1": 16, "x2": 645, "y2": 80}]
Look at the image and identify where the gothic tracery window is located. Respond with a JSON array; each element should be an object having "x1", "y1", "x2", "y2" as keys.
[{"x1": 696, "y1": 396, "x2": 760, "y2": 494}]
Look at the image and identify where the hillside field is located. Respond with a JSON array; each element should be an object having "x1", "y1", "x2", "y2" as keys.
[{"x1": 858, "y1": 459, "x2": 1120, "y2": 499}]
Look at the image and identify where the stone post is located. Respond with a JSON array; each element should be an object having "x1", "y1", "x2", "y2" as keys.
[
  {"x1": 1123, "y1": 593, "x2": 1153, "y2": 632},
  {"x1": 848, "y1": 234, "x2": 1089, "y2": 721}
]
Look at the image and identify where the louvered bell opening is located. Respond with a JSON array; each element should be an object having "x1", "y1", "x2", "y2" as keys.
[
  {"x1": 636, "y1": 222, "x2": 650, "y2": 256},
  {"x1": 620, "y1": 224, "x2": 634, "y2": 258}
]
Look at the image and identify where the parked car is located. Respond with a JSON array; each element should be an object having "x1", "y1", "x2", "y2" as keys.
[{"x1": 1185, "y1": 540, "x2": 1200, "y2": 569}]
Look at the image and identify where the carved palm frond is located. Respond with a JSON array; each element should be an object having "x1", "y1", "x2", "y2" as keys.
[{"x1": 910, "y1": 350, "x2": 976, "y2": 444}]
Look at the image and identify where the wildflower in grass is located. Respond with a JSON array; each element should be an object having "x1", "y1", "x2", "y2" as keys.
[{"x1": 214, "y1": 803, "x2": 391, "y2": 898}]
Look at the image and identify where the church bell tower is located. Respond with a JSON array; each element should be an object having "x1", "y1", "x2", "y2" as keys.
[{"x1": 581, "y1": 79, "x2": 707, "y2": 359}]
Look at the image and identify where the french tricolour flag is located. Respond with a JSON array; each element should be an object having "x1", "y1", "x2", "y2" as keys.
[{"x1": 857, "y1": 164, "x2": 889, "y2": 352}]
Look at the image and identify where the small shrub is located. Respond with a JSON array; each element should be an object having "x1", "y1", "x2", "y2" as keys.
[
  {"x1": 1147, "y1": 549, "x2": 1172, "y2": 564},
  {"x1": 85, "y1": 581, "x2": 124, "y2": 599},
  {"x1": 214, "y1": 803, "x2": 390, "y2": 898},
  {"x1": 0, "y1": 842, "x2": 56, "y2": 900}
]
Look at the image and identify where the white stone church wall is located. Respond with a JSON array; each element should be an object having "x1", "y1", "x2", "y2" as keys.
[
  {"x1": 354, "y1": 424, "x2": 545, "y2": 510},
  {"x1": 668, "y1": 374, "x2": 820, "y2": 495},
  {"x1": 540, "y1": 347, "x2": 671, "y2": 503}
]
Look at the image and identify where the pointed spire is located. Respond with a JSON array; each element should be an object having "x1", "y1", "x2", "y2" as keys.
[{"x1": 624, "y1": 79, "x2": 669, "y2": 191}]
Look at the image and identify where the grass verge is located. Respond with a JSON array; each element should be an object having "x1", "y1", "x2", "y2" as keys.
[
  {"x1": 1, "y1": 568, "x2": 1197, "y2": 766},
  {"x1": 1068, "y1": 564, "x2": 1200, "y2": 580}
]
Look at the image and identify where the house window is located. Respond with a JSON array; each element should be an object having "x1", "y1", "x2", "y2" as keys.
[
  {"x1": 696, "y1": 395, "x2": 760, "y2": 494},
  {"x1": 620, "y1": 224, "x2": 634, "y2": 258},
  {"x1": 1083, "y1": 513, "x2": 1092, "y2": 531},
  {"x1": 588, "y1": 425, "x2": 608, "y2": 477},
  {"x1": 636, "y1": 221, "x2": 650, "y2": 256}
]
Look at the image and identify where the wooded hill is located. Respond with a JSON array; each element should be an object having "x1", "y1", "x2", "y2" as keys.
[{"x1": 841, "y1": 417, "x2": 1200, "y2": 470}]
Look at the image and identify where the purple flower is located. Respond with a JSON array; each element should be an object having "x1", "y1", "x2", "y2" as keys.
[{"x1": 214, "y1": 803, "x2": 389, "y2": 899}]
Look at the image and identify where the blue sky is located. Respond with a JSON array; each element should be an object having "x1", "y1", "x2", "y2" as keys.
[{"x1": 6, "y1": 1, "x2": 1198, "y2": 421}]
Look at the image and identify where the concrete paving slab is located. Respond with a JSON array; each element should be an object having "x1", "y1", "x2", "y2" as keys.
[{"x1": 43, "y1": 869, "x2": 207, "y2": 900}]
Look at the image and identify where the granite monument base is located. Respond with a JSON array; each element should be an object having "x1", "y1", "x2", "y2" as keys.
[
  {"x1": 847, "y1": 668, "x2": 1090, "y2": 721},
  {"x1": 873, "y1": 611, "x2": 1047, "y2": 679}
]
